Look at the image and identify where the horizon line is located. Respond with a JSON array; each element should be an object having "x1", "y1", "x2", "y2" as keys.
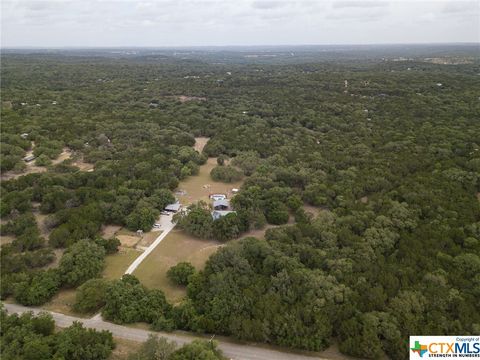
[{"x1": 1, "y1": 41, "x2": 479, "y2": 50}]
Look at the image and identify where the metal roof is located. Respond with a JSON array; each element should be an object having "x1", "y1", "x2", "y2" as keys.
[
  {"x1": 165, "y1": 202, "x2": 181, "y2": 211},
  {"x1": 213, "y1": 199, "x2": 230, "y2": 208}
]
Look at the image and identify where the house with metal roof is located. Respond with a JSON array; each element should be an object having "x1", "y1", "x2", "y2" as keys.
[
  {"x1": 164, "y1": 201, "x2": 181, "y2": 213},
  {"x1": 213, "y1": 199, "x2": 230, "y2": 211}
]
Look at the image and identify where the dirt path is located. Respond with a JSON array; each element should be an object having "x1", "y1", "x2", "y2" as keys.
[{"x1": 193, "y1": 137, "x2": 209, "y2": 153}]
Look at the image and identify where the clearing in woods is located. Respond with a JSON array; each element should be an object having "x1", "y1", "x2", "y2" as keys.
[
  {"x1": 175, "y1": 157, "x2": 243, "y2": 205},
  {"x1": 133, "y1": 137, "x2": 241, "y2": 302},
  {"x1": 133, "y1": 229, "x2": 222, "y2": 303},
  {"x1": 193, "y1": 136, "x2": 209, "y2": 152}
]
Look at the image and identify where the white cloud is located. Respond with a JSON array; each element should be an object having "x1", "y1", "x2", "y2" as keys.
[{"x1": 0, "y1": 0, "x2": 478, "y2": 46}]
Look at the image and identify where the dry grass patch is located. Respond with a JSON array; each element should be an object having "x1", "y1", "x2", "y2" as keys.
[
  {"x1": 110, "y1": 337, "x2": 143, "y2": 360},
  {"x1": 1, "y1": 164, "x2": 47, "y2": 181},
  {"x1": 72, "y1": 156, "x2": 94, "y2": 171},
  {"x1": 51, "y1": 148, "x2": 72, "y2": 165},
  {"x1": 116, "y1": 229, "x2": 142, "y2": 248},
  {"x1": 0, "y1": 235, "x2": 15, "y2": 246},
  {"x1": 133, "y1": 229, "x2": 222, "y2": 303},
  {"x1": 101, "y1": 224, "x2": 122, "y2": 239},
  {"x1": 42, "y1": 289, "x2": 81, "y2": 317},
  {"x1": 33, "y1": 210, "x2": 51, "y2": 238},
  {"x1": 193, "y1": 137, "x2": 209, "y2": 153},
  {"x1": 104, "y1": 247, "x2": 141, "y2": 280}
]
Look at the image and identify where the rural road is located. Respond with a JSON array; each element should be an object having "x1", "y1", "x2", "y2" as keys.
[
  {"x1": 3, "y1": 302, "x2": 326, "y2": 360},
  {"x1": 124, "y1": 214, "x2": 175, "y2": 274}
]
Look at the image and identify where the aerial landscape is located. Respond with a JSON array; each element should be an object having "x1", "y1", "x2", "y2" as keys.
[{"x1": 1, "y1": 1, "x2": 479, "y2": 360}]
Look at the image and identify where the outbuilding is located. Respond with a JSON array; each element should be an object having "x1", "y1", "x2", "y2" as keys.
[{"x1": 164, "y1": 201, "x2": 181, "y2": 213}]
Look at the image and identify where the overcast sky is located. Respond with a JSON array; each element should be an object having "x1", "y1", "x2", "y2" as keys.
[{"x1": 1, "y1": 0, "x2": 479, "y2": 47}]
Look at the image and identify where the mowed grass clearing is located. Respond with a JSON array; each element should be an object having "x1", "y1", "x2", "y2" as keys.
[
  {"x1": 103, "y1": 247, "x2": 141, "y2": 280},
  {"x1": 176, "y1": 157, "x2": 244, "y2": 205},
  {"x1": 133, "y1": 229, "x2": 223, "y2": 303}
]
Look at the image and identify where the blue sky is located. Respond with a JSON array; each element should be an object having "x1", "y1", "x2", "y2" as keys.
[{"x1": 1, "y1": 0, "x2": 479, "y2": 47}]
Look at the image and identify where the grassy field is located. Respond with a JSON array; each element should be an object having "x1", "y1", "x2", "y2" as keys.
[
  {"x1": 176, "y1": 157, "x2": 244, "y2": 206},
  {"x1": 104, "y1": 247, "x2": 141, "y2": 280},
  {"x1": 133, "y1": 229, "x2": 222, "y2": 303}
]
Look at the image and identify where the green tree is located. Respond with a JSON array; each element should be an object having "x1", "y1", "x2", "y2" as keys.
[
  {"x1": 210, "y1": 166, "x2": 243, "y2": 183},
  {"x1": 58, "y1": 240, "x2": 105, "y2": 287},
  {"x1": 74, "y1": 278, "x2": 109, "y2": 313},
  {"x1": 167, "y1": 262, "x2": 196, "y2": 286}
]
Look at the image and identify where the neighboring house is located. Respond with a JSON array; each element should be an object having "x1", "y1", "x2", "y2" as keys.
[
  {"x1": 213, "y1": 199, "x2": 230, "y2": 211},
  {"x1": 211, "y1": 210, "x2": 236, "y2": 220},
  {"x1": 210, "y1": 194, "x2": 226, "y2": 201},
  {"x1": 23, "y1": 155, "x2": 36, "y2": 162},
  {"x1": 164, "y1": 201, "x2": 181, "y2": 213}
]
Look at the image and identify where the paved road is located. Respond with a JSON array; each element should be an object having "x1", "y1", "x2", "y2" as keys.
[
  {"x1": 125, "y1": 214, "x2": 175, "y2": 274},
  {"x1": 3, "y1": 302, "x2": 325, "y2": 360}
]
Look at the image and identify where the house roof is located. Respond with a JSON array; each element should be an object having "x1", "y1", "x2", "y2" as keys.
[
  {"x1": 165, "y1": 202, "x2": 181, "y2": 211},
  {"x1": 210, "y1": 193, "x2": 226, "y2": 199},
  {"x1": 211, "y1": 210, "x2": 235, "y2": 218},
  {"x1": 213, "y1": 199, "x2": 230, "y2": 208}
]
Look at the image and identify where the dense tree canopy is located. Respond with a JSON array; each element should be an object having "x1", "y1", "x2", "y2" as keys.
[
  {"x1": 0, "y1": 308, "x2": 114, "y2": 360},
  {"x1": 1, "y1": 47, "x2": 479, "y2": 359}
]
